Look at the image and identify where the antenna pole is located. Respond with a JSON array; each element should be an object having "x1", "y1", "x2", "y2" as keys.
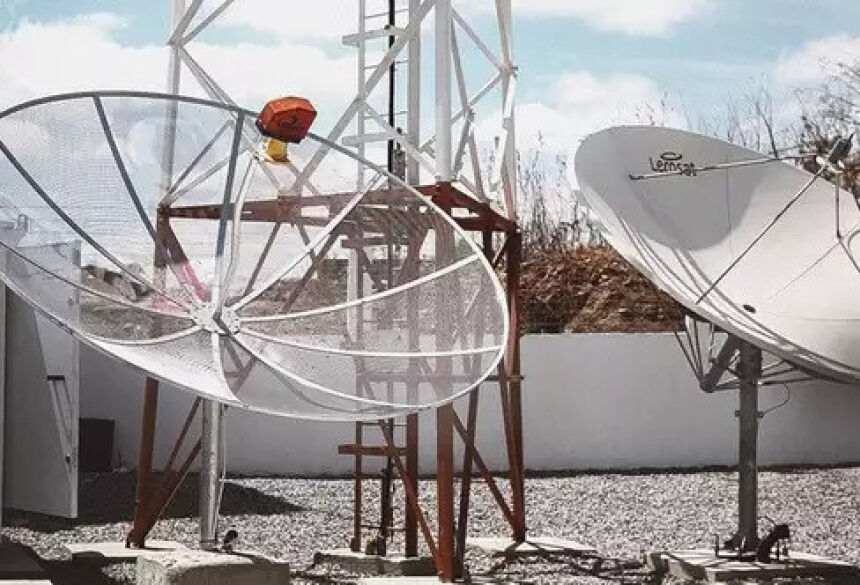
[
  {"x1": 406, "y1": 0, "x2": 421, "y2": 186},
  {"x1": 200, "y1": 400, "x2": 223, "y2": 550},
  {"x1": 733, "y1": 340, "x2": 762, "y2": 551},
  {"x1": 434, "y1": 2, "x2": 456, "y2": 580},
  {"x1": 403, "y1": 0, "x2": 421, "y2": 558},
  {"x1": 435, "y1": 0, "x2": 453, "y2": 183}
]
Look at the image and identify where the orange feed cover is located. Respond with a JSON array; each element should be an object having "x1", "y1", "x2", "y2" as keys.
[{"x1": 255, "y1": 96, "x2": 317, "y2": 143}]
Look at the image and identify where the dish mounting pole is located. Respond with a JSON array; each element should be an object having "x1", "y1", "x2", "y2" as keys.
[
  {"x1": 200, "y1": 400, "x2": 224, "y2": 550},
  {"x1": 697, "y1": 333, "x2": 764, "y2": 553},
  {"x1": 731, "y1": 340, "x2": 762, "y2": 551}
]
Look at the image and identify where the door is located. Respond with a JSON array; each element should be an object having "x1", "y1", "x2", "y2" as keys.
[{"x1": 3, "y1": 240, "x2": 80, "y2": 518}]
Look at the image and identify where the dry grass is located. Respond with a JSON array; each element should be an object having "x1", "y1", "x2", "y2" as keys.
[{"x1": 519, "y1": 244, "x2": 683, "y2": 334}]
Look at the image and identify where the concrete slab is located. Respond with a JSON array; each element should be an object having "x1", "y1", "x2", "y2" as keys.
[
  {"x1": 467, "y1": 536, "x2": 596, "y2": 558},
  {"x1": 137, "y1": 549, "x2": 290, "y2": 585},
  {"x1": 65, "y1": 540, "x2": 188, "y2": 565},
  {"x1": 313, "y1": 549, "x2": 436, "y2": 576},
  {"x1": 646, "y1": 549, "x2": 860, "y2": 582},
  {"x1": 0, "y1": 542, "x2": 48, "y2": 580}
]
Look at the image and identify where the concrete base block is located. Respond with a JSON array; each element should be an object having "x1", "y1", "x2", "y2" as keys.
[
  {"x1": 313, "y1": 549, "x2": 435, "y2": 576},
  {"x1": 467, "y1": 536, "x2": 596, "y2": 558},
  {"x1": 645, "y1": 549, "x2": 860, "y2": 582},
  {"x1": 65, "y1": 540, "x2": 188, "y2": 565},
  {"x1": 0, "y1": 542, "x2": 47, "y2": 581},
  {"x1": 137, "y1": 549, "x2": 290, "y2": 585}
]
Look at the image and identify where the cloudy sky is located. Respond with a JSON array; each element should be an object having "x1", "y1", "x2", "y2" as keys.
[{"x1": 1, "y1": 0, "x2": 859, "y2": 157}]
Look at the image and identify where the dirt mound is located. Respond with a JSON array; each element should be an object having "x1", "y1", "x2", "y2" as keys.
[{"x1": 519, "y1": 244, "x2": 683, "y2": 333}]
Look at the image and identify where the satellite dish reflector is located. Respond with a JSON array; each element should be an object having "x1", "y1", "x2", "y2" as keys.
[
  {"x1": 574, "y1": 125, "x2": 860, "y2": 383},
  {"x1": 0, "y1": 91, "x2": 508, "y2": 420}
]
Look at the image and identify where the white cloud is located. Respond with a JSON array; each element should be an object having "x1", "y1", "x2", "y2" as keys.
[
  {"x1": 211, "y1": 0, "x2": 711, "y2": 39},
  {"x1": 186, "y1": 42, "x2": 355, "y2": 112},
  {"x1": 0, "y1": 13, "x2": 358, "y2": 122},
  {"x1": 461, "y1": 0, "x2": 712, "y2": 36},
  {"x1": 0, "y1": 14, "x2": 165, "y2": 109},
  {"x1": 213, "y1": 0, "x2": 354, "y2": 40},
  {"x1": 774, "y1": 34, "x2": 860, "y2": 88},
  {"x1": 489, "y1": 72, "x2": 681, "y2": 153}
]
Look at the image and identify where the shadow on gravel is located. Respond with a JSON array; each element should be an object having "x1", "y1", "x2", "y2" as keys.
[
  {"x1": 479, "y1": 553, "x2": 651, "y2": 584},
  {"x1": 42, "y1": 560, "x2": 125, "y2": 585},
  {"x1": 4, "y1": 471, "x2": 304, "y2": 532}
]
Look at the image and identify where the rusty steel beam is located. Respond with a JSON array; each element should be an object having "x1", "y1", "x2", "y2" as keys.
[
  {"x1": 337, "y1": 444, "x2": 407, "y2": 457},
  {"x1": 163, "y1": 398, "x2": 201, "y2": 476},
  {"x1": 404, "y1": 413, "x2": 419, "y2": 557},
  {"x1": 455, "y1": 389, "x2": 479, "y2": 577},
  {"x1": 277, "y1": 233, "x2": 340, "y2": 314},
  {"x1": 419, "y1": 183, "x2": 517, "y2": 233},
  {"x1": 404, "y1": 227, "x2": 423, "y2": 558},
  {"x1": 165, "y1": 183, "x2": 515, "y2": 233},
  {"x1": 506, "y1": 230, "x2": 526, "y2": 542},
  {"x1": 128, "y1": 377, "x2": 160, "y2": 548},
  {"x1": 140, "y1": 438, "x2": 202, "y2": 539},
  {"x1": 352, "y1": 420, "x2": 363, "y2": 552},
  {"x1": 434, "y1": 182, "x2": 456, "y2": 581},
  {"x1": 452, "y1": 411, "x2": 518, "y2": 531},
  {"x1": 376, "y1": 419, "x2": 438, "y2": 558},
  {"x1": 455, "y1": 226, "x2": 494, "y2": 574},
  {"x1": 167, "y1": 201, "x2": 334, "y2": 227},
  {"x1": 436, "y1": 404, "x2": 456, "y2": 580}
]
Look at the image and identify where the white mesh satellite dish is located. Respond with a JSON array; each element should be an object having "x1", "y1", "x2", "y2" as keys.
[
  {"x1": 0, "y1": 91, "x2": 508, "y2": 421},
  {"x1": 574, "y1": 125, "x2": 860, "y2": 383}
]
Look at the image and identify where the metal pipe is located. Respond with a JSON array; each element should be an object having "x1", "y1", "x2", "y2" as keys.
[
  {"x1": 736, "y1": 341, "x2": 762, "y2": 551},
  {"x1": 357, "y1": 0, "x2": 367, "y2": 191},
  {"x1": 162, "y1": 0, "x2": 184, "y2": 203},
  {"x1": 199, "y1": 399, "x2": 223, "y2": 550},
  {"x1": 406, "y1": 0, "x2": 421, "y2": 186},
  {"x1": 387, "y1": 0, "x2": 397, "y2": 175},
  {"x1": 699, "y1": 336, "x2": 742, "y2": 393},
  {"x1": 435, "y1": 0, "x2": 453, "y2": 182}
]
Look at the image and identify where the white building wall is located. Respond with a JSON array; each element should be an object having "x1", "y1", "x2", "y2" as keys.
[{"x1": 79, "y1": 333, "x2": 860, "y2": 475}]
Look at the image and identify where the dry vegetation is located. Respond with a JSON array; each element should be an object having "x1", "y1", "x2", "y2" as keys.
[
  {"x1": 519, "y1": 244, "x2": 683, "y2": 334},
  {"x1": 512, "y1": 137, "x2": 683, "y2": 334}
]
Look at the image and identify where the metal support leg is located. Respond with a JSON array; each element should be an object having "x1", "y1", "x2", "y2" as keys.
[
  {"x1": 129, "y1": 377, "x2": 159, "y2": 548},
  {"x1": 434, "y1": 182, "x2": 455, "y2": 581},
  {"x1": 735, "y1": 342, "x2": 762, "y2": 551},
  {"x1": 455, "y1": 389, "x2": 479, "y2": 577},
  {"x1": 379, "y1": 419, "x2": 395, "y2": 552},
  {"x1": 404, "y1": 413, "x2": 419, "y2": 557},
  {"x1": 436, "y1": 403, "x2": 455, "y2": 581},
  {"x1": 199, "y1": 399, "x2": 223, "y2": 550},
  {"x1": 506, "y1": 231, "x2": 526, "y2": 542},
  {"x1": 351, "y1": 421, "x2": 363, "y2": 552}
]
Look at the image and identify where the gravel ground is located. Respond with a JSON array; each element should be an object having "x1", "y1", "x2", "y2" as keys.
[{"x1": 3, "y1": 467, "x2": 860, "y2": 584}]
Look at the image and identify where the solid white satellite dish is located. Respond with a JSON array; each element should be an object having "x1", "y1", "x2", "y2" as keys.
[
  {"x1": 0, "y1": 91, "x2": 508, "y2": 420},
  {"x1": 574, "y1": 125, "x2": 860, "y2": 383}
]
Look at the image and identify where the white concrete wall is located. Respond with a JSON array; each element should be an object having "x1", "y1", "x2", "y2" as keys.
[{"x1": 79, "y1": 333, "x2": 860, "y2": 475}]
